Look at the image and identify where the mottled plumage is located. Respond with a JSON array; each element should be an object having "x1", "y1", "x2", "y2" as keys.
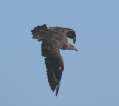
[{"x1": 31, "y1": 24, "x2": 78, "y2": 96}]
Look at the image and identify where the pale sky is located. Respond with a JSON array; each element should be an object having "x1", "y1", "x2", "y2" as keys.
[{"x1": 0, "y1": 0, "x2": 119, "y2": 106}]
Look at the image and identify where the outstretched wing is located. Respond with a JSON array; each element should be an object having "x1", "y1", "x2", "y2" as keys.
[
  {"x1": 41, "y1": 42, "x2": 64, "y2": 96},
  {"x1": 49, "y1": 27, "x2": 76, "y2": 43}
]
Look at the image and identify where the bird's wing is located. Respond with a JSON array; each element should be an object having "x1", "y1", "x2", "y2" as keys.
[
  {"x1": 41, "y1": 42, "x2": 64, "y2": 96},
  {"x1": 49, "y1": 27, "x2": 76, "y2": 43}
]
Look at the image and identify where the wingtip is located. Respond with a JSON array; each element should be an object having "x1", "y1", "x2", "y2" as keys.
[{"x1": 55, "y1": 83, "x2": 60, "y2": 96}]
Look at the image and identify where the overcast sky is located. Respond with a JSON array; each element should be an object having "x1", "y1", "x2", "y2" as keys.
[{"x1": 0, "y1": 0, "x2": 119, "y2": 106}]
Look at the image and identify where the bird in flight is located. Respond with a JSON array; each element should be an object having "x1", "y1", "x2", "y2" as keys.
[{"x1": 31, "y1": 24, "x2": 78, "y2": 96}]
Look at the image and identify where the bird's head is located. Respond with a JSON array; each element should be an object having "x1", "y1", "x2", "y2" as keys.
[
  {"x1": 67, "y1": 44, "x2": 79, "y2": 51},
  {"x1": 31, "y1": 24, "x2": 47, "y2": 40},
  {"x1": 67, "y1": 30, "x2": 76, "y2": 44}
]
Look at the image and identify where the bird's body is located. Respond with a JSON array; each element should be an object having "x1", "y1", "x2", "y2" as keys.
[{"x1": 31, "y1": 24, "x2": 78, "y2": 96}]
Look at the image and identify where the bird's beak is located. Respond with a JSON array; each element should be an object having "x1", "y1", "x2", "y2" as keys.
[
  {"x1": 72, "y1": 46, "x2": 79, "y2": 51},
  {"x1": 74, "y1": 47, "x2": 79, "y2": 51},
  {"x1": 70, "y1": 44, "x2": 79, "y2": 51}
]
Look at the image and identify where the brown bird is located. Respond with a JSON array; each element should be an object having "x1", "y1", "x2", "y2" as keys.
[{"x1": 31, "y1": 24, "x2": 78, "y2": 96}]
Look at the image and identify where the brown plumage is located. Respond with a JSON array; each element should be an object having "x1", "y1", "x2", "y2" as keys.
[{"x1": 31, "y1": 24, "x2": 78, "y2": 96}]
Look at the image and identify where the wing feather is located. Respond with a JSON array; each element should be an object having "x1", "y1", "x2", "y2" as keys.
[
  {"x1": 49, "y1": 27, "x2": 76, "y2": 43},
  {"x1": 42, "y1": 42, "x2": 64, "y2": 96}
]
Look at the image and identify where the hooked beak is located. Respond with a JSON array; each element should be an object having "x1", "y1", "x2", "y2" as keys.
[{"x1": 73, "y1": 47, "x2": 79, "y2": 51}]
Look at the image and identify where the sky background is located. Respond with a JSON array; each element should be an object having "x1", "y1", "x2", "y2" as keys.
[{"x1": 0, "y1": 0, "x2": 119, "y2": 106}]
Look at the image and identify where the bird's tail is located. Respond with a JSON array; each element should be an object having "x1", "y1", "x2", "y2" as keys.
[{"x1": 31, "y1": 24, "x2": 47, "y2": 40}]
